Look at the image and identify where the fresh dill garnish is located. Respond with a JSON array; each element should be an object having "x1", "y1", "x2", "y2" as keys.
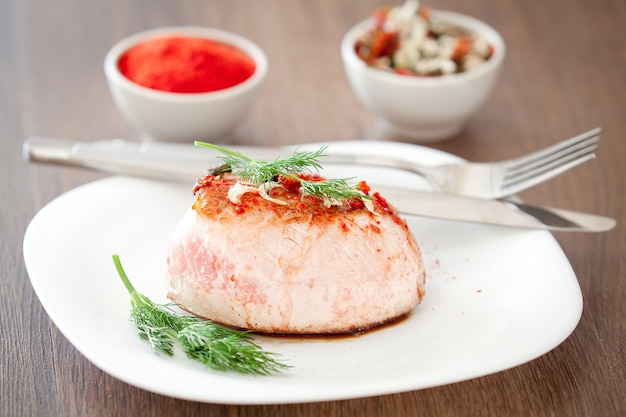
[
  {"x1": 194, "y1": 141, "x2": 372, "y2": 202},
  {"x1": 112, "y1": 254, "x2": 289, "y2": 375}
]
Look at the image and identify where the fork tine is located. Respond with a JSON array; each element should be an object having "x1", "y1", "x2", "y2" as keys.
[
  {"x1": 504, "y1": 128, "x2": 601, "y2": 175},
  {"x1": 501, "y1": 146, "x2": 597, "y2": 193},
  {"x1": 504, "y1": 139, "x2": 599, "y2": 180},
  {"x1": 505, "y1": 138, "x2": 599, "y2": 180}
]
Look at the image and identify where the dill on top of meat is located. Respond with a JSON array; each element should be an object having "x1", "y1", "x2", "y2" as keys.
[{"x1": 194, "y1": 142, "x2": 373, "y2": 203}]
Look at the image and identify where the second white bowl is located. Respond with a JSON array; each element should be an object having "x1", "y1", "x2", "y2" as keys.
[{"x1": 341, "y1": 10, "x2": 506, "y2": 142}]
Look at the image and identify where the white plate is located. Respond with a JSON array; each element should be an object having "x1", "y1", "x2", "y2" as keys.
[{"x1": 23, "y1": 141, "x2": 582, "y2": 405}]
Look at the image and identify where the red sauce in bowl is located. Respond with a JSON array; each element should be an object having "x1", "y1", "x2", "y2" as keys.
[{"x1": 118, "y1": 36, "x2": 256, "y2": 93}]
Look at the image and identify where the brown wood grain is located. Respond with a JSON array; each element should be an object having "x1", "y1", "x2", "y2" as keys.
[{"x1": 1, "y1": 0, "x2": 624, "y2": 416}]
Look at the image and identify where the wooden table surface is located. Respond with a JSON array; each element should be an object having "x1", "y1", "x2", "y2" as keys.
[{"x1": 1, "y1": 0, "x2": 624, "y2": 415}]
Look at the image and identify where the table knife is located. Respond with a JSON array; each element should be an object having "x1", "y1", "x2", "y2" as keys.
[
  {"x1": 371, "y1": 186, "x2": 615, "y2": 232},
  {"x1": 23, "y1": 137, "x2": 616, "y2": 232}
]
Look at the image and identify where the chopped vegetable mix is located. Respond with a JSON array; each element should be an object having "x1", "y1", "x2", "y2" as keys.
[{"x1": 355, "y1": 3, "x2": 494, "y2": 76}]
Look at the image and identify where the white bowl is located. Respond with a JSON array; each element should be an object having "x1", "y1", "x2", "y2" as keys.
[
  {"x1": 341, "y1": 10, "x2": 505, "y2": 142},
  {"x1": 104, "y1": 26, "x2": 268, "y2": 142}
]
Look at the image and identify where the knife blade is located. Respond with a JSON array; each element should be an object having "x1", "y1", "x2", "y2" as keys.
[
  {"x1": 23, "y1": 137, "x2": 616, "y2": 232},
  {"x1": 370, "y1": 186, "x2": 615, "y2": 232}
]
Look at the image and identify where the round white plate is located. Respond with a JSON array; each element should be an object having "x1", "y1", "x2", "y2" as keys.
[{"x1": 23, "y1": 141, "x2": 582, "y2": 404}]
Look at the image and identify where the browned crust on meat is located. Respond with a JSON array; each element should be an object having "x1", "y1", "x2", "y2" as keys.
[{"x1": 191, "y1": 174, "x2": 413, "y2": 234}]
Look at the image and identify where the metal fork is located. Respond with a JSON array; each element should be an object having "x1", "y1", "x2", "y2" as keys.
[
  {"x1": 325, "y1": 128, "x2": 601, "y2": 199},
  {"x1": 24, "y1": 128, "x2": 600, "y2": 200}
]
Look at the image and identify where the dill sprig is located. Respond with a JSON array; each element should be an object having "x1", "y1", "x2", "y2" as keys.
[
  {"x1": 113, "y1": 254, "x2": 289, "y2": 375},
  {"x1": 297, "y1": 176, "x2": 360, "y2": 202},
  {"x1": 194, "y1": 141, "x2": 371, "y2": 202},
  {"x1": 177, "y1": 323, "x2": 283, "y2": 375}
]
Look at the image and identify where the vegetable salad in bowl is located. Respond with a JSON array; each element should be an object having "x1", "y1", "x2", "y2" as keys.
[
  {"x1": 340, "y1": 1, "x2": 505, "y2": 141},
  {"x1": 355, "y1": 1, "x2": 494, "y2": 76}
]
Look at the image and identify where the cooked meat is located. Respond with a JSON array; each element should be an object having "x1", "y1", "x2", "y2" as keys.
[{"x1": 166, "y1": 174, "x2": 425, "y2": 335}]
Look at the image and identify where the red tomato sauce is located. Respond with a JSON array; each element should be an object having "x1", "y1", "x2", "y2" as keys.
[{"x1": 118, "y1": 36, "x2": 256, "y2": 93}]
